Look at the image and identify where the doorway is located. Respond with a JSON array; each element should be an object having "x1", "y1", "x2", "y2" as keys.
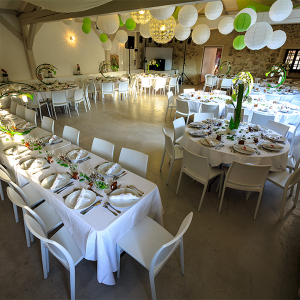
[{"x1": 200, "y1": 47, "x2": 223, "y2": 83}]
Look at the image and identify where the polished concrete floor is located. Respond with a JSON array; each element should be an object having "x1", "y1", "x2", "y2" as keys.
[{"x1": 1, "y1": 85, "x2": 300, "y2": 299}]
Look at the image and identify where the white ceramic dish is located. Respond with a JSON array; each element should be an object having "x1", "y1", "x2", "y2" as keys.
[
  {"x1": 200, "y1": 138, "x2": 220, "y2": 147},
  {"x1": 20, "y1": 157, "x2": 47, "y2": 170},
  {"x1": 41, "y1": 173, "x2": 70, "y2": 190},
  {"x1": 233, "y1": 144, "x2": 256, "y2": 155},
  {"x1": 266, "y1": 134, "x2": 286, "y2": 143},
  {"x1": 109, "y1": 188, "x2": 140, "y2": 208},
  {"x1": 4, "y1": 145, "x2": 28, "y2": 156},
  {"x1": 97, "y1": 162, "x2": 122, "y2": 176},
  {"x1": 189, "y1": 122, "x2": 205, "y2": 128},
  {"x1": 65, "y1": 190, "x2": 96, "y2": 211},
  {"x1": 262, "y1": 142, "x2": 283, "y2": 152},
  {"x1": 41, "y1": 135, "x2": 61, "y2": 144},
  {"x1": 189, "y1": 130, "x2": 207, "y2": 137},
  {"x1": 66, "y1": 149, "x2": 89, "y2": 161}
]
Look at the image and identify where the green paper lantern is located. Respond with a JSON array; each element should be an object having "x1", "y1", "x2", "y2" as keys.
[
  {"x1": 83, "y1": 17, "x2": 91, "y2": 25},
  {"x1": 233, "y1": 35, "x2": 246, "y2": 50},
  {"x1": 82, "y1": 23, "x2": 91, "y2": 34},
  {"x1": 100, "y1": 33, "x2": 108, "y2": 43},
  {"x1": 125, "y1": 18, "x2": 136, "y2": 30},
  {"x1": 234, "y1": 13, "x2": 251, "y2": 32},
  {"x1": 173, "y1": 6, "x2": 181, "y2": 19},
  {"x1": 246, "y1": 5, "x2": 256, "y2": 12},
  {"x1": 119, "y1": 15, "x2": 124, "y2": 27}
]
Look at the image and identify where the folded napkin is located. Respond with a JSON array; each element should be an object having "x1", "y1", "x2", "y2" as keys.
[
  {"x1": 106, "y1": 163, "x2": 118, "y2": 175},
  {"x1": 74, "y1": 189, "x2": 90, "y2": 210},
  {"x1": 109, "y1": 193, "x2": 139, "y2": 200},
  {"x1": 204, "y1": 137, "x2": 214, "y2": 146},
  {"x1": 48, "y1": 135, "x2": 57, "y2": 144},
  {"x1": 19, "y1": 122, "x2": 32, "y2": 130},
  {"x1": 234, "y1": 144, "x2": 256, "y2": 153},
  {"x1": 190, "y1": 130, "x2": 206, "y2": 136},
  {"x1": 75, "y1": 150, "x2": 83, "y2": 160},
  {"x1": 50, "y1": 174, "x2": 64, "y2": 190},
  {"x1": 30, "y1": 158, "x2": 44, "y2": 169},
  {"x1": 262, "y1": 143, "x2": 283, "y2": 150}
]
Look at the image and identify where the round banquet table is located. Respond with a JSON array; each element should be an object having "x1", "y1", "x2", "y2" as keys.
[
  {"x1": 180, "y1": 123, "x2": 290, "y2": 172},
  {"x1": 29, "y1": 86, "x2": 79, "y2": 102}
]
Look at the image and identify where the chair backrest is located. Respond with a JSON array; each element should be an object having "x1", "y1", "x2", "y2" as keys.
[
  {"x1": 155, "y1": 77, "x2": 167, "y2": 89},
  {"x1": 16, "y1": 104, "x2": 26, "y2": 119},
  {"x1": 141, "y1": 77, "x2": 150, "y2": 87},
  {"x1": 206, "y1": 76, "x2": 215, "y2": 87},
  {"x1": 27, "y1": 94, "x2": 39, "y2": 106},
  {"x1": 212, "y1": 89, "x2": 226, "y2": 95},
  {"x1": 226, "y1": 161, "x2": 271, "y2": 187},
  {"x1": 10, "y1": 100, "x2": 17, "y2": 114},
  {"x1": 9, "y1": 181, "x2": 31, "y2": 206},
  {"x1": 286, "y1": 166, "x2": 300, "y2": 188},
  {"x1": 167, "y1": 91, "x2": 175, "y2": 106},
  {"x1": 193, "y1": 112, "x2": 214, "y2": 122},
  {"x1": 201, "y1": 103, "x2": 219, "y2": 118},
  {"x1": 265, "y1": 120, "x2": 289, "y2": 137},
  {"x1": 251, "y1": 112, "x2": 275, "y2": 126},
  {"x1": 7, "y1": 185, "x2": 28, "y2": 208},
  {"x1": 173, "y1": 117, "x2": 185, "y2": 142},
  {"x1": 74, "y1": 89, "x2": 84, "y2": 101},
  {"x1": 169, "y1": 77, "x2": 177, "y2": 86},
  {"x1": 162, "y1": 128, "x2": 175, "y2": 158},
  {"x1": 183, "y1": 89, "x2": 195, "y2": 93},
  {"x1": 118, "y1": 81, "x2": 129, "y2": 92},
  {"x1": 291, "y1": 141, "x2": 300, "y2": 169},
  {"x1": 102, "y1": 82, "x2": 114, "y2": 93},
  {"x1": 88, "y1": 81, "x2": 96, "y2": 91},
  {"x1": 176, "y1": 99, "x2": 189, "y2": 115},
  {"x1": 243, "y1": 114, "x2": 249, "y2": 122},
  {"x1": 291, "y1": 99, "x2": 300, "y2": 106},
  {"x1": 41, "y1": 116, "x2": 54, "y2": 133},
  {"x1": 118, "y1": 148, "x2": 148, "y2": 178},
  {"x1": 91, "y1": 137, "x2": 114, "y2": 162},
  {"x1": 25, "y1": 108, "x2": 37, "y2": 126},
  {"x1": 0, "y1": 167, "x2": 12, "y2": 183},
  {"x1": 149, "y1": 212, "x2": 193, "y2": 274},
  {"x1": 62, "y1": 125, "x2": 80, "y2": 146},
  {"x1": 52, "y1": 91, "x2": 67, "y2": 105},
  {"x1": 221, "y1": 79, "x2": 233, "y2": 88},
  {"x1": 265, "y1": 94, "x2": 281, "y2": 101}
]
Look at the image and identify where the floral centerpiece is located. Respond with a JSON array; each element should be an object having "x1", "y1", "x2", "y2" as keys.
[
  {"x1": 99, "y1": 60, "x2": 112, "y2": 78},
  {"x1": 265, "y1": 64, "x2": 286, "y2": 88},
  {"x1": 0, "y1": 120, "x2": 35, "y2": 140},
  {"x1": 36, "y1": 64, "x2": 58, "y2": 85},
  {"x1": 1, "y1": 69, "x2": 9, "y2": 82},
  {"x1": 219, "y1": 61, "x2": 231, "y2": 77},
  {"x1": 146, "y1": 60, "x2": 159, "y2": 74},
  {"x1": 229, "y1": 83, "x2": 244, "y2": 132},
  {"x1": 232, "y1": 71, "x2": 253, "y2": 98},
  {"x1": 76, "y1": 64, "x2": 81, "y2": 75},
  {"x1": 0, "y1": 82, "x2": 35, "y2": 100},
  {"x1": 110, "y1": 55, "x2": 119, "y2": 72}
]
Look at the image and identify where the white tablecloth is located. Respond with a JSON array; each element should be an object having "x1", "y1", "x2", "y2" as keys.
[{"x1": 30, "y1": 87, "x2": 78, "y2": 101}]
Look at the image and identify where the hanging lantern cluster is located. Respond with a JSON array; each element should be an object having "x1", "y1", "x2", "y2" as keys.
[
  {"x1": 131, "y1": 10, "x2": 151, "y2": 25},
  {"x1": 149, "y1": 16, "x2": 176, "y2": 44}
]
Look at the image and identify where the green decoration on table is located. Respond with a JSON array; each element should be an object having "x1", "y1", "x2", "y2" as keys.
[
  {"x1": 146, "y1": 60, "x2": 160, "y2": 74},
  {"x1": 232, "y1": 71, "x2": 253, "y2": 97},
  {"x1": 0, "y1": 125, "x2": 35, "y2": 137},
  {"x1": 265, "y1": 64, "x2": 286, "y2": 88},
  {"x1": 233, "y1": 35, "x2": 246, "y2": 50},
  {"x1": 82, "y1": 23, "x2": 91, "y2": 34},
  {"x1": 125, "y1": 18, "x2": 136, "y2": 30},
  {"x1": 220, "y1": 61, "x2": 231, "y2": 76},
  {"x1": 234, "y1": 13, "x2": 251, "y2": 32},
  {"x1": 100, "y1": 33, "x2": 108, "y2": 43},
  {"x1": 229, "y1": 83, "x2": 244, "y2": 130},
  {"x1": 83, "y1": 17, "x2": 91, "y2": 25},
  {"x1": 173, "y1": 6, "x2": 181, "y2": 19},
  {"x1": 119, "y1": 15, "x2": 124, "y2": 27},
  {"x1": 35, "y1": 64, "x2": 58, "y2": 86},
  {"x1": 246, "y1": 5, "x2": 256, "y2": 11},
  {"x1": 0, "y1": 82, "x2": 36, "y2": 100},
  {"x1": 99, "y1": 60, "x2": 112, "y2": 78}
]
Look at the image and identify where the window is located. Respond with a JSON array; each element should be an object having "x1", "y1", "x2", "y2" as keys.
[{"x1": 284, "y1": 50, "x2": 300, "y2": 72}]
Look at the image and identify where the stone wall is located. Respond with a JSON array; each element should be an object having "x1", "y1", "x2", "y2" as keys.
[{"x1": 137, "y1": 23, "x2": 300, "y2": 84}]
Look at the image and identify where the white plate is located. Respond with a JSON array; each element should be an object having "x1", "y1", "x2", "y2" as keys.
[
  {"x1": 190, "y1": 122, "x2": 205, "y2": 128},
  {"x1": 189, "y1": 130, "x2": 207, "y2": 137},
  {"x1": 66, "y1": 149, "x2": 89, "y2": 161},
  {"x1": 97, "y1": 162, "x2": 122, "y2": 176},
  {"x1": 262, "y1": 143, "x2": 283, "y2": 152},
  {"x1": 65, "y1": 190, "x2": 96, "y2": 211},
  {"x1": 233, "y1": 144, "x2": 256, "y2": 155},
  {"x1": 20, "y1": 157, "x2": 48, "y2": 170},
  {"x1": 266, "y1": 134, "x2": 286, "y2": 143},
  {"x1": 41, "y1": 135, "x2": 61, "y2": 144},
  {"x1": 109, "y1": 188, "x2": 140, "y2": 208},
  {"x1": 4, "y1": 145, "x2": 28, "y2": 156},
  {"x1": 200, "y1": 138, "x2": 220, "y2": 147},
  {"x1": 41, "y1": 173, "x2": 70, "y2": 190}
]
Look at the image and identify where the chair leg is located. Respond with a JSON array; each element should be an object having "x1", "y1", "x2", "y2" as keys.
[
  {"x1": 198, "y1": 183, "x2": 208, "y2": 211},
  {"x1": 13, "y1": 203, "x2": 19, "y2": 223},
  {"x1": 246, "y1": 191, "x2": 251, "y2": 200},
  {"x1": 69, "y1": 265, "x2": 76, "y2": 300},
  {"x1": 218, "y1": 186, "x2": 226, "y2": 213},
  {"x1": 160, "y1": 150, "x2": 166, "y2": 171},
  {"x1": 253, "y1": 191, "x2": 263, "y2": 220},
  {"x1": 23, "y1": 218, "x2": 31, "y2": 247},
  {"x1": 179, "y1": 237, "x2": 184, "y2": 275},
  {"x1": 83, "y1": 100, "x2": 87, "y2": 112},
  {"x1": 53, "y1": 105, "x2": 57, "y2": 120},
  {"x1": 294, "y1": 183, "x2": 300, "y2": 207},
  {"x1": 39, "y1": 106, "x2": 43, "y2": 122},
  {"x1": 165, "y1": 107, "x2": 169, "y2": 121},
  {"x1": 41, "y1": 242, "x2": 48, "y2": 279},
  {"x1": 176, "y1": 169, "x2": 183, "y2": 194},
  {"x1": 116, "y1": 245, "x2": 121, "y2": 278},
  {"x1": 279, "y1": 188, "x2": 289, "y2": 219},
  {"x1": 166, "y1": 158, "x2": 174, "y2": 185},
  {"x1": 149, "y1": 272, "x2": 157, "y2": 300},
  {"x1": 0, "y1": 180, "x2": 4, "y2": 200}
]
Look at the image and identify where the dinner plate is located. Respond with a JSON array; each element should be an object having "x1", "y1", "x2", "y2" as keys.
[
  {"x1": 262, "y1": 142, "x2": 284, "y2": 152},
  {"x1": 189, "y1": 122, "x2": 205, "y2": 128},
  {"x1": 109, "y1": 188, "x2": 140, "y2": 208},
  {"x1": 41, "y1": 135, "x2": 61, "y2": 144},
  {"x1": 266, "y1": 134, "x2": 286, "y2": 143},
  {"x1": 41, "y1": 173, "x2": 70, "y2": 190},
  {"x1": 233, "y1": 144, "x2": 256, "y2": 155},
  {"x1": 97, "y1": 162, "x2": 122, "y2": 176},
  {"x1": 16, "y1": 122, "x2": 35, "y2": 131},
  {"x1": 66, "y1": 149, "x2": 89, "y2": 161},
  {"x1": 65, "y1": 190, "x2": 96, "y2": 211},
  {"x1": 4, "y1": 145, "x2": 28, "y2": 156},
  {"x1": 189, "y1": 130, "x2": 207, "y2": 137},
  {"x1": 20, "y1": 157, "x2": 47, "y2": 170},
  {"x1": 200, "y1": 138, "x2": 220, "y2": 147}
]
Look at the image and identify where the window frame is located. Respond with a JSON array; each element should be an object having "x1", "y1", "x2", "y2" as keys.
[{"x1": 284, "y1": 49, "x2": 300, "y2": 72}]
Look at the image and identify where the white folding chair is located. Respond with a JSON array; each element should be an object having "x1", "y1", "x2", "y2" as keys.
[
  {"x1": 68, "y1": 89, "x2": 87, "y2": 116},
  {"x1": 266, "y1": 120, "x2": 289, "y2": 137},
  {"x1": 201, "y1": 103, "x2": 219, "y2": 118},
  {"x1": 160, "y1": 128, "x2": 183, "y2": 184},
  {"x1": 153, "y1": 77, "x2": 167, "y2": 96},
  {"x1": 251, "y1": 112, "x2": 275, "y2": 126},
  {"x1": 175, "y1": 99, "x2": 194, "y2": 125},
  {"x1": 102, "y1": 82, "x2": 115, "y2": 102},
  {"x1": 88, "y1": 81, "x2": 97, "y2": 102},
  {"x1": 16, "y1": 104, "x2": 26, "y2": 119},
  {"x1": 41, "y1": 116, "x2": 54, "y2": 133},
  {"x1": 173, "y1": 117, "x2": 185, "y2": 145},
  {"x1": 51, "y1": 91, "x2": 71, "y2": 119},
  {"x1": 10, "y1": 100, "x2": 17, "y2": 115},
  {"x1": 183, "y1": 89, "x2": 195, "y2": 94},
  {"x1": 166, "y1": 77, "x2": 177, "y2": 95},
  {"x1": 117, "y1": 81, "x2": 129, "y2": 101},
  {"x1": 62, "y1": 125, "x2": 80, "y2": 146},
  {"x1": 220, "y1": 78, "x2": 233, "y2": 95},
  {"x1": 118, "y1": 148, "x2": 148, "y2": 178},
  {"x1": 117, "y1": 212, "x2": 193, "y2": 300},
  {"x1": 219, "y1": 161, "x2": 271, "y2": 219},
  {"x1": 25, "y1": 108, "x2": 37, "y2": 126},
  {"x1": 26, "y1": 94, "x2": 51, "y2": 121},
  {"x1": 193, "y1": 112, "x2": 214, "y2": 122},
  {"x1": 176, "y1": 147, "x2": 224, "y2": 211},
  {"x1": 91, "y1": 138, "x2": 114, "y2": 162},
  {"x1": 165, "y1": 91, "x2": 176, "y2": 121},
  {"x1": 24, "y1": 214, "x2": 83, "y2": 300},
  {"x1": 141, "y1": 77, "x2": 151, "y2": 95}
]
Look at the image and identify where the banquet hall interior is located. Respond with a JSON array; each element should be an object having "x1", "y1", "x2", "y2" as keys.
[{"x1": 1, "y1": 0, "x2": 300, "y2": 299}]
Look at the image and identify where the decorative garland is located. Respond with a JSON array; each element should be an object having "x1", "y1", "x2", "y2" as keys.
[
  {"x1": 232, "y1": 71, "x2": 253, "y2": 98},
  {"x1": 265, "y1": 64, "x2": 286, "y2": 88},
  {"x1": 147, "y1": 60, "x2": 159, "y2": 74},
  {"x1": 0, "y1": 82, "x2": 36, "y2": 100},
  {"x1": 0, "y1": 125, "x2": 35, "y2": 137},
  {"x1": 220, "y1": 61, "x2": 231, "y2": 76},
  {"x1": 36, "y1": 64, "x2": 58, "y2": 86},
  {"x1": 99, "y1": 60, "x2": 112, "y2": 78}
]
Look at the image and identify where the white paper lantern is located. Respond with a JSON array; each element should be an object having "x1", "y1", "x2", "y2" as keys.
[
  {"x1": 192, "y1": 24, "x2": 210, "y2": 45},
  {"x1": 267, "y1": 30, "x2": 287, "y2": 49},
  {"x1": 62, "y1": 18, "x2": 75, "y2": 26},
  {"x1": 102, "y1": 39, "x2": 112, "y2": 50},
  {"x1": 140, "y1": 23, "x2": 151, "y2": 38},
  {"x1": 115, "y1": 30, "x2": 128, "y2": 44},
  {"x1": 236, "y1": 8, "x2": 257, "y2": 27},
  {"x1": 205, "y1": 1, "x2": 223, "y2": 20},
  {"x1": 178, "y1": 5, "x2": 198, "y2": 28},
  {"x1": 120, "y1": 13, "x2": 131, "y2": 24},
  {"x1": 96, "y1": 14, "x2": 119, "y2": 34},
  {"x1": 269, "y1": 0, "x2": 293, "y2": 22},
  {"x1": 150, "y1": 6, "x2": 175, "y2": 21},
  {"x1": 174, "y1": 23, "x2": 190, "y2": 41},
  {"x1": 218, "y1": 17, "x2": 234, "y2": 35},
  {"x1": 244, "y1": 22, "x2": 273, "y2": 50}
]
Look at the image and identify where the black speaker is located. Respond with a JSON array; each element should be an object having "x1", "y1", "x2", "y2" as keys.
[
  {"x1": 156, "y1": 59, "x2": 165, "y2": 71},
  {"x1": 125, "y1": 36, "x2": 135, "y2": 49},
  {"x1": 139, "y1": 36, "x2": 143, "y2": 43}
]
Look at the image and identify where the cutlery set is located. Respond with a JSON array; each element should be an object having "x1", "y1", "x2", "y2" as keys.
[
  {"x1": 114, "y1": 171, "x2": 127, "y2": 180},
  {"x1": 78, "y1": 156, "x2": 91, "y2": 164},
  {"x1": 55, "y1": 182, "x2": 74, "y2": 194},
  {"x1": 127, "y1": 185, "x2": 144, "y2": 197}
]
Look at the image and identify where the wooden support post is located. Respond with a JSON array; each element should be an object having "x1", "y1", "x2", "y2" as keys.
[
  {"x1": 0, "y1": 15, "x2": 23, "y2": 42},
  {"x1": 27, "y1": 23, "x2": 37, "y2": 50}
]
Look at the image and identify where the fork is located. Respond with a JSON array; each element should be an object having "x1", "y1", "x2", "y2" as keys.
[
  {"x1": 127, "y1": 185, "x2": 143, "y2": 197},
  {"x1": 78, "y1": 156, "x2": 91, "y2": 164},
  {"x1": 103, "y1": 204, "x2": 118, "y2": 216},
  {"x1": 253, "y1": 148, "x2": 261, "y2": 155},
  {"x1": 55, "y1": 182, "x2": 74, "y2": 194},
  {"x1": 105, "y1": 202, "x2": 121, "y2": 214}
]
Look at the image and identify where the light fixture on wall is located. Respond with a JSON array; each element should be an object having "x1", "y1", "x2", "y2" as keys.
[{"x1": 69, "y1": 35, "x2": 75, "y2": 43}]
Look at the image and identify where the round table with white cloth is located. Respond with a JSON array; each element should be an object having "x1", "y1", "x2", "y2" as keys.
[{"x1": 28, "y1": 86, "x2": 79, "y2": 102}]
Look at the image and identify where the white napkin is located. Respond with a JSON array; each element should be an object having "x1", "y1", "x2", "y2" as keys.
[
  {"x1": 262, "y1": 143, "x2": 283, "y2": 150},
  {"x1": 234, "y1": 144, "x2": 256, "y2": 153},
  {"x1": 50, "y1": 174, "x2": 64, "y2": 190},
  {"x1": 204, "y1": 137, "x2": 214, "y2": 146},
  {"x1": 20, "y1": 122, "x2": 32, "y2": 129},
  {"x1": 106, "y1": 163, "x2": 118, "y2": 175},
  {"x1": 109, "y1": 193, "x2": 139, "y2": 200},
  {"x1": 75, "y1": 150, "x2": 83, "y2": 160},
  {"x1": 30, "y1": 158, "x2": 44, "y2": 169},
  {"x1": 48, "y1": 135, "x2": 57, "y2": 144},
  {"x1": 74, "y1": 189, "x2": 90, "y2": 210}
]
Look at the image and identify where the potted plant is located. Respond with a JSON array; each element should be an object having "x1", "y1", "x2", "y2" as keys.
[{"x1": 1, "y1": 69, "x2": 9, "y2": 82}]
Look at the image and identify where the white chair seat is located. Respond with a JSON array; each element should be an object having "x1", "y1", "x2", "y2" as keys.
[
  {"x1": 267, "y1": 171, "x2": 290, "y2": 188},
  {"x1": 174, "y1": 146, "x2": 183, "y2": 160},
  {"x1": 175, "y1": 136, "x2": 183, "y2": 145},
  {"x1": 21, "y1": 183, "x2": 44, "y2": 206}
]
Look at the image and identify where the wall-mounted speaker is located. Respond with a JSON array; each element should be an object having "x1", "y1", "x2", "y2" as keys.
[
  {"x1": 125, "y1": 36, "x2": 135, "y2": 49},
  {"x1": 139, "y1": 36, "x2": 143, "y2": 43}
]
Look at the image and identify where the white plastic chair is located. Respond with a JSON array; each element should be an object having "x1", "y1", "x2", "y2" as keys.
[
  {"x1": 219, "y1": 161, "x2": 271, "y2": 219},
  {"x1": 52, "y1": 91, "x2": 71, "y2": 119},
  {"x1": 91, "y1": 138, "x2": 114, "y2": 162},
  {"x1": 251, "y1": 112, "x2": 275, "y2": 126},
  {"x1": 62, "y1": 125, "x2": 80, "y2": 146},
  {"x1": 175, "y1": 99, "x2": 194, "y2": 125},
  {"x1": 26, "y1": 94, "x2": 51, "y2": 121},
  {"x1": 266, "y1": 120, "x2": 289, "y2": 137},
  {"x1": 68, "y1": 89, "x2": 87, "y2": 116},
  {"x1": 204, "y1": 75, "x2": 216, "y2": 92},
  {"x1": 160, "y1": 128, "x2": 183, "y2": 184},
  {"x1": 102, "y1": 82, "x2": 115, "y2": 102},
  {"x1": 141, "y1": 77, "x2": 151, "y2": 95},
  {"x1": 183, "y1": 89, "x2": 195, "y2": 94},
  {"x1": 117, "y1": 81, "x2": 129, "y2": 101},
  {"x1": 220, "y1": 78, "x2": 233, "y2": 94},
  {"x1": 225, "y1": 105, "x2": 235, "y2": 117},
  {"x1": 176, "y1": 147, "x2": 224, "y2": 211},
  {"x1": 226, "y1": 112, "x2": 234, "y2": 121},
  {"x1": 212, "y1": 89, "x2": 226, "y2": 95},
  {"x1": 173, "y1": 117, "x2": 185, "y2": 145},
  {"x1": 153, "y1": 77, "x2": 167, "y2": 96},
  {"x1": 88, "y1": 81, "x2": 97, "y2": 102},
  {"x1": 129, "y1": 77, "x2": 138, "y2": 101},
  {"x1": 255, "y1": 78, "x2": 261, "y2": 83},
  {"x1": 287, "y1": 141, "x2": 300, "y2": 174},
  {"x1": 193, "y1": 112, "x2": 214, "y2": 122},
  {"x1": 117, "y1": 212, "x2": 193, "y2": 300},
  {"x1": 166, "y1": 77, "x2": 177, "y2": 95},
  {"x1": 0, "y1": 164, "x2": 15, "y2": 201},
  {"x1": 165, "y1": 91, "x2": 176, "y2": 121},
  {"x1": 201, "y1": 103, "x2": 219, "y2": 118},
  {"x1": 41, "y1": 116, "x2": 54, "y2": 133},
  {"x1": 16, "y1": 104, "x2": 26, "y2": 119},
  {"x1": 24, "y1": 214, "x2": 83, "y2": 300},
  {"x1": 83, "y1": 85, "x2": 91, "y2": 110},
  {"x1": 10, "y1": 100, "x2": 17, "y2": 115},
  {"x1": 118, "y1": 148, "x2": 148, "y2": 178},
  {"x1": 25, "y1": 108, "x2": 37, "y2": 126},
  {"x1": 7, "y1": 185, "x2": 62, "y2": 247}
]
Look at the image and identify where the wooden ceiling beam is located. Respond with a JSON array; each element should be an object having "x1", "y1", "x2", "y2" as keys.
[
  {"x1": 0, "y1": 9, "x2": 17, "y2": 15},
  {"x1": 0, "y1": 15, "x2": 23, "y2": 42},
  {"x1": 27, "y1": 23, "x2": 37, "y2": 50}
]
